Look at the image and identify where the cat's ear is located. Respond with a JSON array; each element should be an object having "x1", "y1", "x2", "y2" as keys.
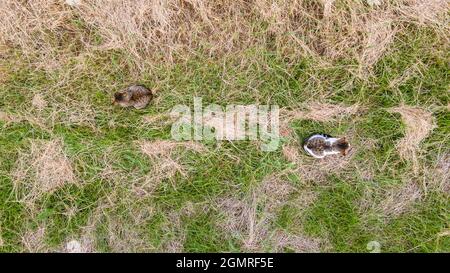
[
  {"x1": 341, "y1": 147, "x2": 350, "y2": 156},
  {"x1": 339, "y1": 137, "x2": 349, "y2": 156},
  {"x1": 337, "y1": 137, "x2": 346, "y2": 145}
]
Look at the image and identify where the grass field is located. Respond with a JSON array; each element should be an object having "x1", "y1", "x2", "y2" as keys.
[{"x1": 0, "y1": 0, "x2": 449, "y2": 253}]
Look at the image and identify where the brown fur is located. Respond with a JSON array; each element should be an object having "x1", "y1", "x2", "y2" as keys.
[
  {"x1": 305, "y1": 137, "x2": 328, "y2": 158},
  {"x1": 113, "y1": 85, "x2": 153, "y2": 109},
  {"x1": 333, "y1": 137, "x2": 350, "y2": 156}
]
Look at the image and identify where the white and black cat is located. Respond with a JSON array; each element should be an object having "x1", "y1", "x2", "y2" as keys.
[{"x1": 303, "y1": 134, "x2": 350, "y2": 159}]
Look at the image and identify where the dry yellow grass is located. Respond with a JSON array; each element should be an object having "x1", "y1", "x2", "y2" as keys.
[
  {"x1": 67, "y1": 203, "x2": 108, "y2": 253},
  {"x1": 0, "y1": 0, "x2": 75, "y2": 71},
  {"x1": 399, "y1": 0, "x2": 450, "y2": 27},
  {"x1": 72, "y1": 194, "x2": 157, "y2": 253},
  {"x1": 138, "y1": 139, "x2": 206, "y2": 158},
  {"x1": 21, "y1": 226, "x2": 47, "y2": 253},
  {"x1": 136, "y1": 140, "x2": 206, "y2": 195},
  {"x1": 12, "y1": 138, "x2": 77, "y2": 206},
  {"x1": 61, "y1": 102, "x2": 98, "y2": 130},
  {"x1": 280, "y1": 102, "x2": 363, "y2": 135},
  {"x1": 3, "y1": 90, "x2": 97, "y2": 131},
  {"x1": 377, "y1": 181, "x2": 423, "y2": 219},
  {"x1": 106, "y1": 213, "x2": 153, "y2": 252},
  {"x1": 217, "y1": 190, "x2": 275, "y2": 251},
  {"x1": 389, "y1": 106, "x2": 436, "y2": 173},
  {"x1": 0, "y1": 65, "x2": 9, "y2": 85},
  {"x1": 428, "y1": 153, "x2": 450, "y2": 194},
  {"x1": 358, "y1": 13, "x2": 397, "y2": 75},
  {"x1": 65, "y1": 142, "x2": 195, "y2": 253},
  {"x1": 137, "y1": 157, "x2": 187, "y2": 196},
  {"x1": 241, "y1": 195, "x2": 270, "y2": 251},
  {"x1": 0, "y1": 111, "x2": 16, "y2": 123},
  {"x1": 271, "y1": 230, "x2": 322, "y2": 253},
  {"x1": 304, "y1": 102, "x2": 360, "y2": 122},
  {"x1": 0, "y1": 227, "x2": 4, "y2": 248},
  {"x1": 217, "y1": 197, "x2": 250, "y2": 236},
  {"x1": 388, "y1": 62, "x2": 424, "y2": 89},
  {"x1": 280, "y1": 102, "x2": 361, "y2": 143},
  {"x1": 2, "y1": 0, "x2": 447, "y2": 74},
  {"x1": 259, "y1": 173, "x2": 297, "y2": 212},
  {"x1": 97, "y1": 140, "x2": 206, "y2": 199},
  {"x1": 31, "y1": 94, "x2": 48, "y2": 110},
  {"x1": 217, "y1": 172, "x2": 323, "y2": 252},
  {"x1": 142, "y1": 113, "x2": 174, "y2": 128},
  {"x1": 246, "y1": 175, "x2": 298, "y2": 250},
  {"x1": 160, "y1": 210, "x2": 186, "y2": 253}
]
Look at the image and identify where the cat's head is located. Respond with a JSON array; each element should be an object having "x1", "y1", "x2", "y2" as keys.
[
  {"x1": 336, "y1": 137, "x2": 350, "y2": 156},
  {"x1": 112, "y1": 90, "x2": 131, "y2": 105}
]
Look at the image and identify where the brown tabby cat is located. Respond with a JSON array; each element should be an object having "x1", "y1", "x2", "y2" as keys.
[{"x1": 113, "y1": 84, "x2": 153, "y2": 109}]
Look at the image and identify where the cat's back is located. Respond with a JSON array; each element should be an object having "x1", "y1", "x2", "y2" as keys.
[
  {"x1": 304, "y1": 134, "x2": 330, "y2": 158},
  {"x1": 305, "y1": 135, "x2": 328, "y2": 149},
  {"x1": 127, "y1": 85, "x2": 152, "y2": 97},
  {"x1": 126, "y1": 85, "x2": 153, "y2": 109}
]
